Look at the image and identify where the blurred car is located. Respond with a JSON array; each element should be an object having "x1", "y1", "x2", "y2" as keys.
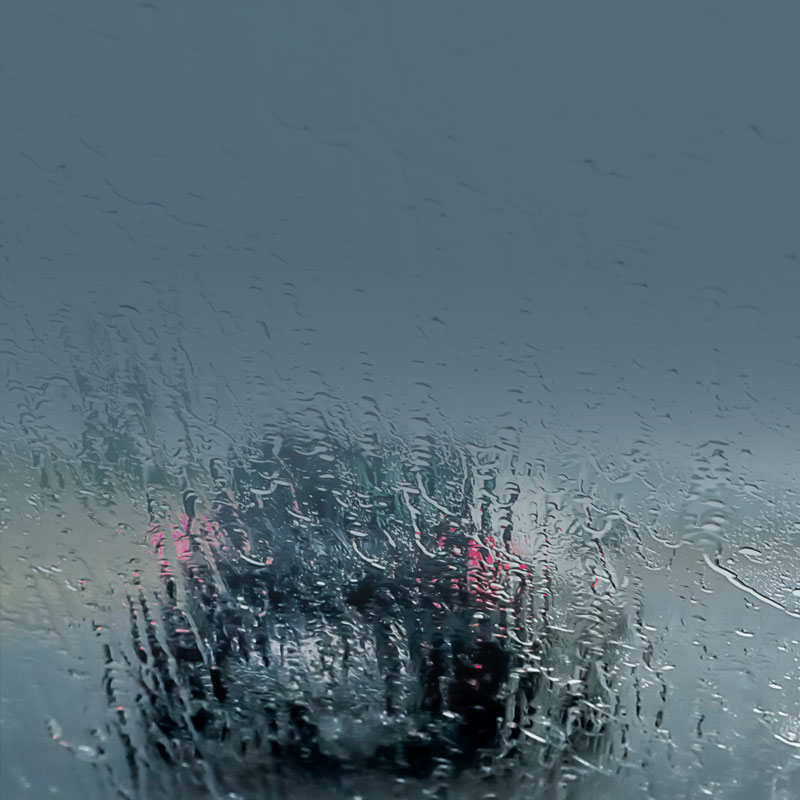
[{"x1": 111, "y1": 429, "x2": 628, "y2": 787}]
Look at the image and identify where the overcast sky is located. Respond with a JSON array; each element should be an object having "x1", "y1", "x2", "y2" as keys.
[{"x1": 2, "y1": 0, "x2": 799, "y2": 482}]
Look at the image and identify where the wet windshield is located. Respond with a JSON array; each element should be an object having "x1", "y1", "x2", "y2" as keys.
[{"x1": 1, "y1": 3, "x2": 799, "y2": 799}]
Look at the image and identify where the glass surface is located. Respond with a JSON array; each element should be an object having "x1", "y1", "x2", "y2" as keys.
[{"x1": 1, "y1": 3, "x2": 799, "y2": 799}]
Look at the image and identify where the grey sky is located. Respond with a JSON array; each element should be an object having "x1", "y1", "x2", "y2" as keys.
[{"x1": 2, "y1": 0, "x2": 799, "y2": 468}]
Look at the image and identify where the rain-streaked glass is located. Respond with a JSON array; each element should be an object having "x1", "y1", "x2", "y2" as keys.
[{"x1": 1, "y1": 3, "x2": 799, "y2": 799}]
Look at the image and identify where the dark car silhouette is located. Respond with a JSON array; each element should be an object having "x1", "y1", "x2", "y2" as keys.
[{"x1": 107, "y1": 430, "x2": 628, "y2": 793}]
